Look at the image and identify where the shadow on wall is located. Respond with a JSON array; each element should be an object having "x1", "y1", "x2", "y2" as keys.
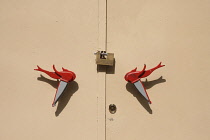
[
  {"x1": 37, "y1": 75, "x2": 79, "y2": 117},
  {"x1": 126, "y1": 76, "x2": 166, "y2": 114}
]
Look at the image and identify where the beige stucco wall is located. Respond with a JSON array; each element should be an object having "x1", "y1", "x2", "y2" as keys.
[
  {"x1": 0, "y1": 0, "x2": 105, "y2": 139},
  {"x1": 0, "y1": 0, "x2": 210, "y2": 140},
  {"x1": 106, "y1": 0, "x2": 210, "y2": 140}
]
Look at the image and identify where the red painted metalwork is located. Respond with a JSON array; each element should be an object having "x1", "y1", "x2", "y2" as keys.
[
  {"x1": 34, "y1": 65, "x2": 60, "y2": 79},
  {"x1": 34, "y1": 65, "x2": 76, "y2": 82},
  {"x1": 125, "y1": 62, "x2": 165, "y2": 83},
  {"x1": 124, "y1": 62, "x2": 165, "y2": 104}
]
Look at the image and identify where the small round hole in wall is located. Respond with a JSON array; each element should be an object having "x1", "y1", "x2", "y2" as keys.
[{"x1": 109, "y1": 104, "x2": 117, "y2": 114}]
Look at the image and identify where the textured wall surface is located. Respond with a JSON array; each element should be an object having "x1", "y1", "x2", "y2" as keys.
[
  {"x1": 106, "y1": 0, "x2": 210, "y2": 140},
  {"x1": 0, "y1": 0, "x2": 210, "y2": 140},
  {"x1": 0, "y1": 0, "x2": 104, "y2": 139}
]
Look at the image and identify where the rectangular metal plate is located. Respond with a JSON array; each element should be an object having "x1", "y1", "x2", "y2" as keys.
[{"x1": 96, "y1": 52, "x2": 114, "y2": 66}]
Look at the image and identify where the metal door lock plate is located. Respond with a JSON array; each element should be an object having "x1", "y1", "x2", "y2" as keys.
[
  {"x1": 109, "y1": 104, "x2": 117, "y2": 114},
  {"x1": 95, "y1": 51, "x2": 114, "y2": 66}
]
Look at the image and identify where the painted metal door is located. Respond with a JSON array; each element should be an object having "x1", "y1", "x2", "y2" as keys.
[
  {"x1": 106, "y1": 0, "x2": 210, "y2": 140},
  {"x1": 1, "y1": 0, "x2": 210, "y2": 140},
  {"x1": 0, "y1": 0, "x2": 106, "y2": 140}
]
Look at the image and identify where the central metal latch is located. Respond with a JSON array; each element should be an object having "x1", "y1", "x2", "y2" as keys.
[{"x1": 95, "y1": 51, "x2": 114, "y2": 66}]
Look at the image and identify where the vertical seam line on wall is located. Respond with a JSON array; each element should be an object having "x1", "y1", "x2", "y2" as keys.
[
  {"x1": 105, "y1": 0, "x2": 108, "y2": 140},
  {"x1": 97, "y1": 0, "x2": 99, "y2": 140},
  {"x1": 105, "y1": 0, "x2": 108, "y2": 52}
]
